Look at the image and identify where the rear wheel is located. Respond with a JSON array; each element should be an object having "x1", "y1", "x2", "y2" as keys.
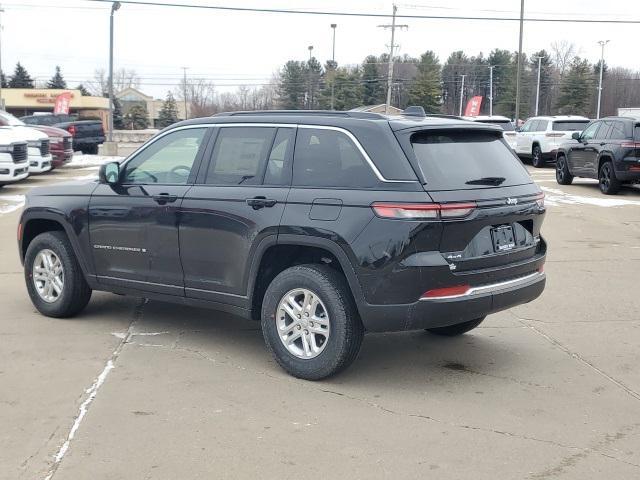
[
  {"x1": 426, "y1": 317, "x2": 485, "y2": 336},
  {"x1": 261, "y1": 264, "x2": 364, "y2": 380},
  {"x1": 84, "y1": 144, "x2": 99, "y2": 155},
  {"x1": 599, "y1": 161, "x2": 621, "y2": 195},
  {"x1": 24, "y1": 231, "x2": 92, "y2": 318},
  {"x1": 556, "y1": 154, "x2": 574, "y2": 185},
  {"x1": 531, "y1": 145, "x2": 545, "y2": 168}
]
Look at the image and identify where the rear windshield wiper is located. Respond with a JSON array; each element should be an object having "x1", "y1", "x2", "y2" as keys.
[{"x1": 465, "y1": 176, "x2": 506, "y2": 186}]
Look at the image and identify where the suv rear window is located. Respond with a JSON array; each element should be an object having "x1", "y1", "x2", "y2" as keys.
[
  {"x1": 552, "y1": 121, "x2": 589, "y2": 131},
  {"x1": 410, "y1": 130, "x2": 531, "y2": 190}
]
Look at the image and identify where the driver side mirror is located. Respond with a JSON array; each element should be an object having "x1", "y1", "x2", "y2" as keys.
[
  {"x1": 99, "y1": 162, "x2": 120, "y2": 185},
  {"x1": 571, "y1": 131, "x2": 581, "y2": 141}
]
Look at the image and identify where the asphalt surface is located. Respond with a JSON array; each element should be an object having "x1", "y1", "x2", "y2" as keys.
[{"x1": 1, "y1": 163, "x2": 640, "y2": 480}]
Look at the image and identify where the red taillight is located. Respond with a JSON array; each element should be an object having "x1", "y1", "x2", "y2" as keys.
[
  {"x1": 371, "y1": 202, "x2": 476, "y2": 220},
  {"x1": 421, "y1": 284, "x2": 470, "y2": 299},
  {"x1": 621, "y1": 142, "x2": 640, "y2": 148},
  {"x1": 538, "y1": 264, "x2": 545, "y2": 273},
  {"x1": 629, "y1": 165, "x2": 640, "y2": 172},
  {"x1": 545, "y1": 133, "x2": 565, "y2": 138},
  {"x1": 17, "y1": 222, "x2": 22, "y2": 242},
  {"x1": 68, "y1": 125, "x2": 76, "y2": 136}
]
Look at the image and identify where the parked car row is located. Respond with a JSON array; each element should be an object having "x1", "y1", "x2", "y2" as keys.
[
  {"x1": 21, "y1": 114, "x2": 105, "y2": 155},
  {"x1": 0, "y1": 110, "x2": 74, "y2": 188}
]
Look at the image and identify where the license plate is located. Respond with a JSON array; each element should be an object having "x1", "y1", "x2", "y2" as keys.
[{"x1": 491, "y1": 225, "x2": 516, "y2": 253}]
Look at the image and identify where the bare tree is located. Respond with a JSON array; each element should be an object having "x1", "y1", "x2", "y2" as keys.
[
  {"x1": 550, "y1": 41, "x2": 577, "y2": 78},
  {"x1": 175, "y1": 77, "x2": 217, "y2": 117},
  {"x1": 87, "y1": 68, "x2": 140, "y2": 96}
]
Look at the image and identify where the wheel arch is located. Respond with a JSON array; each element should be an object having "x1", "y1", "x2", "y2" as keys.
[{"x1": 597, "y1": 153, "x2": 614, "y2": 173}]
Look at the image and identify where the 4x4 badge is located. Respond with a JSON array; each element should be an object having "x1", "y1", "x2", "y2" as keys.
[{"x1": 506, "y1": 198, "x2": 518, "y2": 205}]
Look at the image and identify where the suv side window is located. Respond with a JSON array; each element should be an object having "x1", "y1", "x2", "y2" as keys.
[
  {"x1": 607, "y1": 121, "x2": 628, "y2": 140},
  {"x1": 205, "y1": 127, "x2": 276, "y2": 185},
  {"x1": 123, "y1": 127, "x2": 206, "y2": 184},
  {"x1": 293, "y1": 128, "x2": 377, "y2": 188},
  {"x1": 520, "y1": 120, "x2": 533, "y2": 133},
  {"x1": 581, "y1": 122, "x2": 601, "y2": 141},
  {"x1": 536, "y1": 120, "x2": 548, "y2": 131},
  {"x1": 264, "y1": 128, "x2": 295, "y2": 185}
]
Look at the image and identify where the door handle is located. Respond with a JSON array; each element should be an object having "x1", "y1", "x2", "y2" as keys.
[
  {"x1": 152, "y1": 193, "x2": 178, "y2": 204},
  {"x1": 246, "y1": 196, "x2": 277, "y2": 209}
]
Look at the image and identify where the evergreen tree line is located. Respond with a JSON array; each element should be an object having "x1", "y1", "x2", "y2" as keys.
[{"x1": 1, "y1": 62, "x2": 90, "y2": 96}]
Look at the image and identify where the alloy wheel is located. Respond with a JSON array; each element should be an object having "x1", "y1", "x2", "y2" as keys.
[
  {"x1": 600, "y1": 164, "x2": 611, "y2": 190},
  {"x1": 32, "y1": 249, "x2": 64, "y2": 303},
  {"x1": 276, "y1": 288, "x2": 330, "y2": 359}
]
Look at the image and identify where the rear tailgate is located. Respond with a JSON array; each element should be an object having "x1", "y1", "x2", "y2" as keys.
[
  {"x1": 57, "y1": 121, "x2": 105, "y2": 141},
  {"x1": 394, "y1": 126, "x2": 545, "y2": 277}
]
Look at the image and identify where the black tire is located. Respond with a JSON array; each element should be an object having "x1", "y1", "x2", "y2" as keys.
[
  {"x1": 531, "y1": 145, "x2": 545, "y2": 168},
  {"x1": 426, "y1": 317, "x2": 485, "y2": 336},
  {"x1": 24, "y1": 231, "x2": 92, "y2": 318},
  {"x1": 599, "y1": 161, "x2": 621, "y2": 195},
  {"x1": 556, "y1": 154, "x2": 574, "y2": 185},
  {"x1": 261, "y1": 264, "x2": 364, "y2": 380}
]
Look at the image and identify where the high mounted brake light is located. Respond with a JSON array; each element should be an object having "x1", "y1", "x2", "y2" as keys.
[{"x1": 371, "y1": 202, "x2": 476, "y2": 220}]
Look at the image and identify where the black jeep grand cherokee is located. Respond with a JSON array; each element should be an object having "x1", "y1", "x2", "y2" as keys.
[{"x1": 18, "y1": 110, "x2": 546, "y2": 379}]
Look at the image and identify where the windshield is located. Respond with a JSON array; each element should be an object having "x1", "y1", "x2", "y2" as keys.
[
  {"x1": 552, "y1": 121, "x2": 589, "y2": 131},
  {"x1": 475, "y1": 120, "x2": 515, "y2": 131},
  {"x1": 410, "y1": 130, "x2": 532, "y2": 190},
  {"x1": 0, "y1": 110, "x2": 25, "y2": 127}
]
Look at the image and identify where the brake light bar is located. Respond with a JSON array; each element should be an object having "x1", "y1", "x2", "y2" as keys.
[
  {"x1": 621, "y1": 142, "x2": 640, "y2": 148},
  {"x1": 545, "y1": 133, "x2": 565, "y2": 138},
  {"x1": 371, "y1": 202, "x2": 476, "y2": 220}
]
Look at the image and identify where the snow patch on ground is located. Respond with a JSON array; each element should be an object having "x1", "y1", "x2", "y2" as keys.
[
  {"x1": 66, "y1": 155, "x2": 124, "y2": 169},
  {"x1": 0, "y1": 194, "x2": 25, "y2": 215},
  {"x1": 542, "y1": 186, "x2": 640, "y2": 207}
]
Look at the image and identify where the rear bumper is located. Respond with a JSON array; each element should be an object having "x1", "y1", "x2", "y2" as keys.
[
  {"x1": 360, "y1": 270, "x2": 545, "y2": 332},
  {"x1": 614, "y1": 170, "x2": 640, "y2": 182},
  {"x1": 73, "y1": 137, "x2": 105, "y2": 148}
]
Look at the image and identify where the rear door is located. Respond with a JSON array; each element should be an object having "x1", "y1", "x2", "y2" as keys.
[
  {"x1": 179, "y1": 125, "x2": 293, "y2": 305},
  {"x1": 397, "y1": 127, "x2": 544, "y2": 273},
  {"x1": 570, "y1": 122, "x2": 601, "y2": 174},
  {"x1": 516, "y1": 119, "x2": 535, "y2": 154}
]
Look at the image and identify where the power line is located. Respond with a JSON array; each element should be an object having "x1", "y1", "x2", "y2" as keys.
[{"x1": 81, "y1": 0, "x2": 640, "y2": 24}]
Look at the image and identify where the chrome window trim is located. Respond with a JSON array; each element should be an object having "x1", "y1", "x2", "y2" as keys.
[{"x1": 120, "y1": 123, "x2": 417, "y2": 184}]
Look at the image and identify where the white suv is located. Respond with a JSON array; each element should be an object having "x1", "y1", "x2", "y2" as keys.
[
  {"x1": 0, "y1": 111, "x2": 53, "y2": 174},
  {"x1": 0, "y1": 128, "x2": 29, "y2": 187},
  {"x1": 515, "y1": 115, "x2": 590, "y2": 167},
  {"x1": 464, "y1": 115, "x2": 517, "y2": 150}
]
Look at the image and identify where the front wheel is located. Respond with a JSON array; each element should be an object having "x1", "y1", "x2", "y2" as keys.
[
  {"x1": 426, "y1": 317, "x2": 485, "y2": 336},
  {"x1": 531, "y1": 145, "x2": 545, "y2": 168},
  {"x1": 24, "y1": 231, "x2": 92, "y2": 318},
  {"x1": 261, "y1": 264, "x2": 364, "y2": 380},
  {"x1": 599, "y1": 161, "x2": 621, "y2": 195},
  {"x1": 556, "y1": 155, "x2": 574, "y2": 185}
]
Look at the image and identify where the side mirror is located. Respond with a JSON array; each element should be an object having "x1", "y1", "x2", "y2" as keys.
[
  {"x1": 99, "y1": 162, "x2": 120, "y2": 185},
  {"x1": 571, "y1": 132, "x2": 581, "y2": 141}
]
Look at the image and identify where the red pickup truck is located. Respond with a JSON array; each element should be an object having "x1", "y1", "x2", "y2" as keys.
[{"x1": 28, "y1": 125, "x2": 73, "y2": 168}]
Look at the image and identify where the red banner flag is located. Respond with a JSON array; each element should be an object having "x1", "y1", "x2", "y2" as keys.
[
  {"x1": 53, "y1": 92, "x2": 72, "y2": 115},
  {"x1": 464, "y1": 96, "x2": 483, "y2": 117}
]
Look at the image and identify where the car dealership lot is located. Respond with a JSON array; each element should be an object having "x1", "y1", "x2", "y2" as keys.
[{"x1": 1, "y1": 164, "x2": 640, "y2": 479}]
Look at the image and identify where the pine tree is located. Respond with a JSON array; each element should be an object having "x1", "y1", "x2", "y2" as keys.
[
  {"x1": 306, "y1": 57, "x2": 323, "y2": 109},
  {"x1": 76, "y1": 84, "x2": 90, "y2": 96},
  {"x1": 157, "y1": 92, "x2": 179, "y2": 128},
  {"x1": 407, "y1": 51, "x2": 442, "y2": 113},
  {"x1": 0, "y1": 71, "x2": 7, "y2": 88},
  {"x1": 9, "y1": 63, "x2": 34, "y2": 88},
  {"x1": 487, "y1": 49, "x2": 517, "y2": 118},
  {"x1": 328, "y1": 67, "x2": 363, "y2": 111},
  {"x1": 361, "y1": 55, "x2": 385, "y2": 105},
  {"x1": 277, "y1": 61, "x2": 307, "y2": 109},
  {"x1": 125, "y1": 104, "x2": 149, "y2": 130},
  {"x1": 113, "y1": 97, "x2": 125, "y2": 129},
  {"x1": 47, "y1": 66, "x2": 67, "y2": 89},
  {"x1": 556, "y1": 57, "x2": 593, "y2": 116}
]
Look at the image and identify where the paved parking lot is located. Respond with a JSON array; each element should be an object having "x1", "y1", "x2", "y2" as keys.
[{"x1": 1, "y1": 163, "x2": 640, "y2": 479}]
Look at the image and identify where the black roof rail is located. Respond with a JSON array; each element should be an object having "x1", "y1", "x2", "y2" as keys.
[{"x1": 213, "y1": 110, "x2": 385, "y2": 120}]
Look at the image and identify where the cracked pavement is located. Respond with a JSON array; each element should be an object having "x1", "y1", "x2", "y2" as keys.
[{"x1": 1, "y1": 166, "x2": 640, "y2": 479}]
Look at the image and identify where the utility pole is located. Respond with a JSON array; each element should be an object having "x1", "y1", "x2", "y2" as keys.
[
  {"x1": 488, "y1": 66, "x2": 494, "y2": 117},
  {"x1": 378, "y1": 4, "x2": 407, "y2": 114},
  {"x1": 458, "y1": 74, "x2": 466, "y2": 116},
  {"x1": 108, "y1": 1, "x2": 121, "y2": 142},
  {"x1": 514, "y1": 0, "x2": 524, "y2": 125},
  {"x1": 534, "y1": 55, "x2": 542, "y2": 116},
  {"x1": 596, "y1": 40, "x2": 609, "y2": 119},
  {"x1": 330, "y1": 23, "x2": 337, "y2": 110},
  {"x1": 181, "y1": 67, "x2": 188, "y2": 119}
]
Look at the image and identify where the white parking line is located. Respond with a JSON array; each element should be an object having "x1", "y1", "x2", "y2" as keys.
[{"x1": 542, "y1": 186, "x2": 640, "y2": 207}]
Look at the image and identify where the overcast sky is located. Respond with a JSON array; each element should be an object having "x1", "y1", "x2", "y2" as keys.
[{"x1": 2, "y1": 0, "x2": 639, "y2": 98}]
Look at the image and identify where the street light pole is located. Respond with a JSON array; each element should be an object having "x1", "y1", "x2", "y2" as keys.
[
  {"x1": 458, "y1": 74, "x2": 466, "y2": 116},
  {"x1": 108, "y1": 1, "x2": 121, "y2": 142},
  {"x1": 596, "y1": 40, "x2": 609, "y2": 119},
  {"x1": 181, "y1": 66, "x2": 188, "y2": 119},
  {"x1": 534, "y1": 56, "x2": 542, "y2": 116},
  {"x1": 488, "y1": 66, "x2": 494, "y2": 117},
  {"x1": 514, "y1": 0, "x2": 524, "y2": 125},
  {"x1": 330, "y1": 24, "x2": 337, "y2": 110},
  {"x1": 307, "y1": 45, "x2": 313, "y2": 109}
]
